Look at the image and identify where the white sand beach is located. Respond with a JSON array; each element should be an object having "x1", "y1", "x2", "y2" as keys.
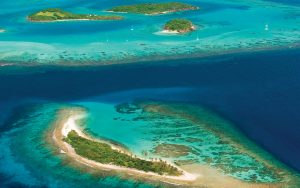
[
  {"x1": 48, "y1": 108, "x2": 287, "y2": 188},
  {"x1": 51, "y1": 109, "x2": 198, "y2": 184}
]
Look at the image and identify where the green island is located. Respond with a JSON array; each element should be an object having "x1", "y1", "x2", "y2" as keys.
[
  {"x1": 108, "y1": 2, "x2": 199, "y2": 15},
  {"x1": 164, "y1": 18, "x2": 195, "y2": 33},
  {"x1": 65, "y1": 130, "x2": 182, "y2": 176},
  {"x1": 28, "y1": 8, "x2": 123, "y2": 22}
]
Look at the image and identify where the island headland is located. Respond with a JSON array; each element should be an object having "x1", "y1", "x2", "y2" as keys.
[
  {"x1": 163, "y1": 18, "x2": 196, "y2": 34},
  {"x1": 28, "y1": 8, "x2": 123, "y2": 22},
  {"x1": 107, "y1": 2, "x2": 199, "y2": 15},
  {"x1": 48, "y1": 108, "x2": 197, "y2": 186},
  {"x1": 46, "y1": 104, "x2": 300, "y2": 187}
]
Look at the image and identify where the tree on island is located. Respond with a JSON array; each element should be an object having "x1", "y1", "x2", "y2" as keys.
[
  {"x1": 164, "y1": 18, "x2": 195, "y2": 33},
  {"x1": 28, "y1": 8, "x2": 123, "y2": 22},
  {"x1": 108, "y1": 2, "x2": 199, "y2": 15}
]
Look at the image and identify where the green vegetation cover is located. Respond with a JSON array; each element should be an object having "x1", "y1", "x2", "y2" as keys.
[
  {"x1": 108, "y1": 2, "x2": 198, "y2": 15},
  {"x1": 65, "y1": 130, "x2": 182, "y2": 176},
  {"x1": 164, "y1": 18, "x2": 194, "y2": 33},
  {"x1": 28, "y1": 8, "x2": 123, "y2": 21}
]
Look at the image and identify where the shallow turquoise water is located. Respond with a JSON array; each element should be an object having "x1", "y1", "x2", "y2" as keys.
[
  {"x1": 0, "y1": 100, "x2": 288, "y2": 187},
  {"x1": 1, "y1": 49, "x2": 300, "y2": 187},
  {"x1": 0, "y1": 96, "x2": 294, "y2": 187},
  {"x1": 0, "y1": 0, "x2": 299, "y2": 64},
  {"x1": 0, "y1": 103, "x2": 154, "y2": 188},
  {"x1": 77, "y1": 100, "x2": 283, "y2": 183}
]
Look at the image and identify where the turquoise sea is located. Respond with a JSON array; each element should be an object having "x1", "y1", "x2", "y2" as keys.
[
  {"x1": 1, "y1": 0, "x2": 300, "y2": 187},
  {"x1": 0, "y1": 0, "x2": 299, "y2": 64},
  {"x1": 1, "y1": 49, "x2": 300, "y2": 187}
]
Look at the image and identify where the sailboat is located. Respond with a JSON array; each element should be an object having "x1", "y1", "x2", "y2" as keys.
[
  {"x1": 196, "y1": 34, "x2": 200, "y2": 41},
  {"x1": 265, "y1": 24, "x2": 269, "y2": 31}
]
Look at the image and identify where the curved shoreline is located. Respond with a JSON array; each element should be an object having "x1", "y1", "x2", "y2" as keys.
[
  {"x1": 160, "y1": 26, "x2": 196, "y2": 34},
  {"x1": 49, "y1": 108, "x2": 198, "y2": 185},
  {"x1": 107, "y1": 8, "x2": 199, "y2": 16},
  {"x1": 27, "y1": 18, "x2": 123, "y2": 23},
  {"x1": 46, "y1": 107, "x2": 299, "y2": 187}
]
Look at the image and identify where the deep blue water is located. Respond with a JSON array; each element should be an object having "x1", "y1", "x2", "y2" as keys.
[{"x1": 0, "y1": 48, "x2": 300, "y2": 185}]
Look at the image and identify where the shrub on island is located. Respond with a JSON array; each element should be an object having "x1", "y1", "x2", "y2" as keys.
[
  {"x1": 28, "y1": 8, "x2": 123, "y2": 22},
  {"x1": 108, "y1": 2, "x2": 199, "y2": 15},
  {"x1": 164, "y1": 18, "x2": 195, "y2": 33},
  {"x1": 65, "y1": 130, "x2": 183, "y2": 176}
]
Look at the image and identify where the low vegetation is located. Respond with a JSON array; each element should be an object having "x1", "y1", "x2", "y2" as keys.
[
  {"x1": 28, "y1": 8, "x2": 123, "y2": 22},
  {"x1": 108, "y1": 2, "x2": 198, "y2": 15},
  {"x1": 65, "y1": 130, "x2": 182, "y2": 176},
  {"x1": 164, "y1": 18, "x2": 195, "y2": 33}
]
